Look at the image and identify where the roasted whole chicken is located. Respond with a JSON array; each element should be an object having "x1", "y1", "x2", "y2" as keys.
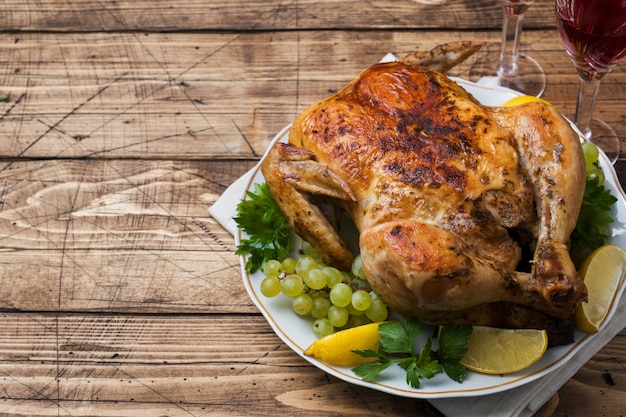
[{"x1": 261, "y1": 43, "x2": 587, "y2": 343}]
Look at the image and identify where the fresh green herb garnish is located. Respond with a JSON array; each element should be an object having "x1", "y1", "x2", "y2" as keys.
[
  {"x1": 570, "y1": 175, "x2": 618, "y2": 266},
  {"x1": 234, "y1": 182, "x2": 293, "y2": 273},
  {"x1": 352, "y1": 319, "x2": 472, "y2": 388}
]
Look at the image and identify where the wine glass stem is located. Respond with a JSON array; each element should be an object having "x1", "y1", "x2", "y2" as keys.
[
  {"x1": 498, "y1": 4, "x2": 529, "y2": 76},
  {"x1": 575, "y1": 73, "x2": 602, "y2": 140}
]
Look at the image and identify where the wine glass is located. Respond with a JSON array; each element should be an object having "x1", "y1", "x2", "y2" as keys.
[
  {"x1": 556, "y1": 0, "x2": 626, "y2": 164},
  {"x1": 470, "y1": 0, "x2": 547, "y2": 96}
]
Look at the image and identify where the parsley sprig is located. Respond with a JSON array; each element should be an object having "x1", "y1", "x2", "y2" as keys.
[
  {"x1": 570, "y1": 175, "x2": 618, "y2": 266},
  {"x1": 234, "y1": 182, "x2": 293, "y2": 273},
  {"x1": 352, "y1": 319, "x2": 472, "y2": 388}
]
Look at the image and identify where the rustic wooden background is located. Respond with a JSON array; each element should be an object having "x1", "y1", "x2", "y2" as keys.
[{"x1": 0, "y1": 0, "x2": 623, "y2": 415}]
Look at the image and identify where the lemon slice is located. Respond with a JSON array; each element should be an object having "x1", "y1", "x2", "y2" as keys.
[
  {"x1": 459, "y1": 326, "x2": 548, "y2": 375},
  {"x1": 304, "y1": 322, "x2": 381, "y2": 366},
  {"x1": 575, "y1": 244, "x2": 626, "y2": 333},
  {"x1": 502, "y1": 95, "x2": 552, "y2": 107}
]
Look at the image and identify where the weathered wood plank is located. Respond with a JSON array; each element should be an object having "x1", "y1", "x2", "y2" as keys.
[
  {"x1": 0, "y1": 313, "x2": 439, "y2": 416},
  {"x1": 0, "y1": 313, "x2": 621, "y2": 417},
  {"x1": 0, "y1": 159, "x2": 248, "y2": 249},
  {"x1": 0, "y1": 159, "x2": 255, "y2": 312},
  {"x1": 0, "y1": 0, "x2": 556, "y2": 32},
  {"x1": 1, "y1": 31, "x2": 626, "y2": 161},
  {"x1": 0, "y1": 249, "x2": 252, "y2": 312}
]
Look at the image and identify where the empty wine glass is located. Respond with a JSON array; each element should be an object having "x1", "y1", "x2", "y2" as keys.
[
  {"x1": 556, "y1": 0, "x2": 626, "y2": 164},
  {"x1": 470, "y1": 0, "x2": 547, "y2": 96}
]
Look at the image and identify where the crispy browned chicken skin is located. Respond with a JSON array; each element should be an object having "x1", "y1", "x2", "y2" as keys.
[{"x1": 261, "y1": 57, "x2": 586, "y2": 340}]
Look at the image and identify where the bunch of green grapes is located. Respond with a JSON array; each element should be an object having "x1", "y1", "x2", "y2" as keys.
[{"x1": 259, "y1": 244, "x2": 388, "y2": 338}]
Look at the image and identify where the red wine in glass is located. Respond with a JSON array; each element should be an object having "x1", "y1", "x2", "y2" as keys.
[{"x1": 555, "y1": 0, "x2": 626, "y2": 163}]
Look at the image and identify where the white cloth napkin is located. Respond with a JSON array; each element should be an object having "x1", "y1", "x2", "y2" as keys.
[{"x1": 209, "y1": 167, "x2": 626, "y2": 417}]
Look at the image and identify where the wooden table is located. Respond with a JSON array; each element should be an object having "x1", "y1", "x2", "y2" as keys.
[{"x1": 0, "y1": 1, "x2": 624, "y2": 415}]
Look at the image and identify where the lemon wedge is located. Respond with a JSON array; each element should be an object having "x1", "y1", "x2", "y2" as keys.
[
  {"x1": 459, "y1": 326, "x2": 548, "y2": 375},
  {"x1": 502, "y1": 95, "x2": 552, "y2": 107},
  {"x1": 575, "y1": 244, "x2": 626, "y2": 333},
  {"x1": 304, "y1": 322, "x2": 381, "y2": 366}
]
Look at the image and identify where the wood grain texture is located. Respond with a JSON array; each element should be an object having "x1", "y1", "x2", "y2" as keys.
[
  {"x1": 0, "y1": 159, "x2": 257, "y2": 313},
  {"x1": 0, "y1": 313, "x2": 446, "y2": 417},
  {"x1": 0, "y1": 312, "x2": 620, "y2": 416},
  {"x1": 1, "y1": 31, "x2": 625, "y2": 161},
  {"x1": 0, "y1": 0, "x2": 623, "y2": 415},
  {"x1": 0, "y1": 0, "x2": 555, "y2": 32}
]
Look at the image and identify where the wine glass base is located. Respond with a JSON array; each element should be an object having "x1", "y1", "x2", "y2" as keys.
[
  {"x1": 469, "y1": 53, "x2": 547, "y2": 97},
  {"x1": 584, "y1": 118, "x2": 621, "y2": 165}
]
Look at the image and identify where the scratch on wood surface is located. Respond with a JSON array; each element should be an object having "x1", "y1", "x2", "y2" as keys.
[
  {"x1": 3, "y1": 34, "x2": 258, "y2": 161},
  {"x1": 195, "y1": 219, "x2": 231, "y2": 252},
  {"x1": 0, "y1": 158, "x2": 245, "y2": 311},
  {"x1": 53, "y1": 346, "x2": 198, "y2": 416},
  {"x1": 126, "y1": 30, "x2": 245, "y2": 157},
  {"x1": 232, "y1": 119, "x2": 258, "y2": 158},
  {"x1": 0, "y1": 93, "x2": 25, "y2": 121},
  {"x1": 21, "y1": 73, "x2": 128, "y2": 157}
]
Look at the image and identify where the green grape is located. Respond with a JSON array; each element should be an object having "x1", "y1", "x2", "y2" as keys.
[
  {"x1": 304, "y1": 268, "x2": 328, "y2": 290},
  {"x1": 311, "y1": 296, "x2": 331, "y2": 319},
  {"x1": 346, "y1": 314, "x2": 371, "y2": 328},
  {"x1": 588, "y1": 167, "x2": 606, "y2": 186},
  {"x1": 260, "y1": 276, "x2": 281, "y2": 298},
  {"x1": 329, "y1": 283, "x2": 353, "y2": 307},
  {"x1": 281, "y1": 257, "x2": 297, "y2": 274},
  {"x1": 351, "y1": 289, "x2": 372, "y2": 311},
  {"x1": 353, "y1": 278, "x2": 371, "y2": 291},
  {"x1": 351, "y1": 255, "x2": 366, "y2": 280},
  {"x1": 312, "y1": 318, "x2": 334, "y2": 338},
  {"x1": 280, "y1": 274, "x2": 304, "y2": 298},
  {"x1": 365, "y1": 298, "x2": 388, "y2": 322},
  {"x1": 582, "y1": 140, "x2": 599, "y2": 169},
  {"x1": 323, "y1": 266, "x2": 343, "y2": 287},
  {"x1": 301, "y1": 241, "x2": 319, "y2": 259},
  {"x1": 346, "y1": 303, "x2": 365, "y2": 316},
  {"x1": 296, "y1": 255, "x2": 318, "y2": 279},
  {"x1": 292, "y1": 293, "x2": 314, "y2": 315},
  {"x1": 328, "y1": 305, "x2": 349, "y2": 327},
  {"x1": 263, "y1": 259, "x2": 282, "y2": 278}
]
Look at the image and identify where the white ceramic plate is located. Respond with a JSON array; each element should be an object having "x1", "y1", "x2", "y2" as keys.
[{"x1": 237, "y1": 79, "x2": 626, "y2": 398}]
